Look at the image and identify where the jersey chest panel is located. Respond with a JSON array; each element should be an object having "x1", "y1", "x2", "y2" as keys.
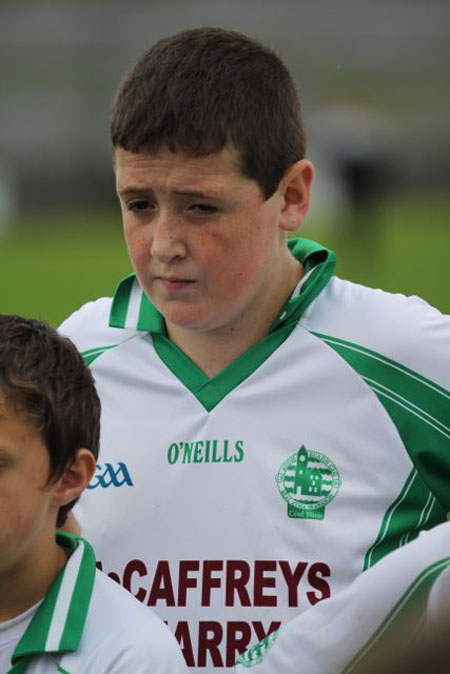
[{"x1": 76, "y1": 327, "x2": 416, "y2": 672}]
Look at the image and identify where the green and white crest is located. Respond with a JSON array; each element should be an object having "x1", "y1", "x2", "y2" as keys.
[
  {"x1": 235, "y1": 630, "x2": 279, "y2": 668},
  {"x1": 276, "y1": 445, "x2": 341, "y2": 520}
]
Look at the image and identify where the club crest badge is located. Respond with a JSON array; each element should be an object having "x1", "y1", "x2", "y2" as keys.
[{"x1": 276, "y1": 445, "x2": 341, "y2": 520}]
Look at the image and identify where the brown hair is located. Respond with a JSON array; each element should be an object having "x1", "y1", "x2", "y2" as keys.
[
  {"x1": 0, "y1": 314, "x2": 100, "y2": 526},
  {"x1": 111, "y1": 27, "x2": 306, "y2": 199}
]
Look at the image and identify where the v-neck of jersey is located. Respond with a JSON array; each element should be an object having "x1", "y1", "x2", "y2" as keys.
[{"x1": 109, "y1": 238, "x2": 336, "y2": 411}]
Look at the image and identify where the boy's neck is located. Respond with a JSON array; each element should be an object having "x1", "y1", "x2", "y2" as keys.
[
  {"x1": 167, "y1": 257, "x2": 303, "y2": 378},
  {"x1": 0, "y1": 541, "x2": 67, "y2": 622}
]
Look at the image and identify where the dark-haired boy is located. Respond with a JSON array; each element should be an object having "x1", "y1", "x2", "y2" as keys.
[
  {"x1": 0, "y1": 315, "x2": 188, "y2": 673},
  {"x1": 60, "y1": 27, "x2": 450, "y2": 672}
]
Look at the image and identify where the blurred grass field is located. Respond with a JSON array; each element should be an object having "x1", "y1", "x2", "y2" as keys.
[{"x1": 0, "y1": 195, "x2": 449, "y2": 327}]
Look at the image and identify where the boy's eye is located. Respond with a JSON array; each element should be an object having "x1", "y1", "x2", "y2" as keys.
[
  {"x1": 190, "y1": 203, "x2": 219, "y2": 214},
  {"x1": 128, "y1": 200, "x2": 153, "y2": 212}
]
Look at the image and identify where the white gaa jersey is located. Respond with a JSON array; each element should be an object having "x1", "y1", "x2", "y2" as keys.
[
  {"x1": 6, "y1": 533, "x2": 188, "y2": 674},
  {"x1": 235, "y1": 521, "x2": 450, "y2": 673},
  {"x1": 59, "y1": 238, "x2": 450, "y2": 673}
]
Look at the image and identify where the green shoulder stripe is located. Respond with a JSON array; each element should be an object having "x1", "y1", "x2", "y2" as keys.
[
  {"x1": 82, "y1": 345, "x2": 118, "y2": 365},
  {"x1": 313, "y1": 332, "x2": 450, "y2": 512},
  {"x1": 313, "y1": 331, "x2": 449, "y2": 568},
  {"x1": 363, "y1": 469, "x2": 444, "y2": 570},
  {"x1": 314, "y1": 333, "x2": 449, "y2": 429}
]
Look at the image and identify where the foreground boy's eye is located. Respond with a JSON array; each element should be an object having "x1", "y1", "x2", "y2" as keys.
[
  {"x1": 190, "y1": 203, "x2": 219, "y2": 214},
  {"x1": 128, "y1": 200, "x2": 153, "y2": 212}
]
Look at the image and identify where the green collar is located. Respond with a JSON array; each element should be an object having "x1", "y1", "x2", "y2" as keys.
[
  {"x1": 106, "y1": 238, "x2": 336, "y2": 412},
  {"x1": 109, "y1": 238, "x2": 336, "y2": 333},
  {"x1": 8, "y1": 533, "x2": 96, "y2": 673}
]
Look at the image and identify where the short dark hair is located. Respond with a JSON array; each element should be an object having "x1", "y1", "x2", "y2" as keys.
[
  {"x1": 0, "y1": 314, "x2": 100, "y2": 527},
  {"x1": 111, "y1": 27, "x2": 306, "y2": 199}
]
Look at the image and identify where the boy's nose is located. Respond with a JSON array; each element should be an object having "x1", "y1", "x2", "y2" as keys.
[{"x1": 150, "y1": 214, "x2": 187, "y2": 263}]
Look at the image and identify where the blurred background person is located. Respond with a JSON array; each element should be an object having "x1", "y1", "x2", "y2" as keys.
[{"x1": 309, "y1": 91, "x2": 395, "y2": 248}]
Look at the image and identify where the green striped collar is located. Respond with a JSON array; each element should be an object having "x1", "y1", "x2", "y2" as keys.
[
  {"x1": 109, "y1": 238, "x2": 336, "y2": 333},
  {"x1": 9, "y1": 533, "x2": 96, "y2": 673}
]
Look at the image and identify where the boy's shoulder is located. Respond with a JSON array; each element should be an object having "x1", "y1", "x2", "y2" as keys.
[
  {"x1": 59, "y1": 275, "x2": 154, "y2": 359},
  {"x1": 302, "y1": 275, "x2": 450, "y2": 389},
  {"x1": 62, "y1": 564, "x2": 187, "y2": 673},
  {"x1": 59, "y1": 296, "x2": 132, "y2": 354},
  {"x1": 23, "y1": 534, "x2": 187, "y2": 673}
]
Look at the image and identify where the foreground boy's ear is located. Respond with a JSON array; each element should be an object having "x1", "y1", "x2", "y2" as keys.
[
  {"x1": 52, "y1": 449, "x2": 96, "y2": 507},
  {"x1": 279, "y1": 159, "x2": 314, "y2": 232}
]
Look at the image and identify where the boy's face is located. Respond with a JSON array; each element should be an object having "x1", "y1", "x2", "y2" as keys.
[
  {"x1": 0, "y1": 398, "x2": 61, "y2": 578},
  {"x1": 116, "y1": 145, "x2": 300, "y2": 336}
]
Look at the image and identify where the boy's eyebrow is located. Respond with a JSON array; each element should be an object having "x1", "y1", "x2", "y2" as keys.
[
  {"x1": 117, "y1": 186, "x2": 151, "y2": 197},
  {"x1": 118, "y1": 186, "x2": 220, "y2": 200}
]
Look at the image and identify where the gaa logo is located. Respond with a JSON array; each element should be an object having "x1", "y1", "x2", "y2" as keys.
[
  {"x1": 276, "y1": 445, "x2": 341, "y2": 520},
  {"x1": 87, "y1": 462, "x2": 134, "y2": 489}
]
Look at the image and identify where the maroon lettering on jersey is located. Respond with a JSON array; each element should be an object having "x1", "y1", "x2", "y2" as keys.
[
  {"x1": 197, "y1": 621, "x2": 224, "y2": 667},
  {"x1": 279, "y1": 560, "x2": 308, "y2": 607},
  {"x1": 178, "y1": 560, "x2": 200, "y2": 606},
  {"x1": 253, "y1": 561, "x2": 277, "y2": 607},
  {"x1": 252, "y1": 620, "x2": 281, "y2": 642},
  {"x1": 307, "y1": 562, "x2": 331, "y2": 605},
  {"x1": 107, "y1": 571, "x2": 121, "y2": 584},
  {"x1": 95, "y1": 560, "x2": 120, "y2": 584},
  {"x1": 174, "y1": 620, "x2": 195, "y2": 668},
  {"x1": 225, "y1": 560, "x2": 251, "y2": 607},
  {"x1": 148, "y1": 560, "x2": 176, "y2": 606},
  {"x1": 201, "y1": 560, "x2": 224, "y2": 607},
  {"x1": 123, "y1": 559, "x2": 147, "y2": 602},
  {"x1": 226, "y1": 622, "x2": 252, "y2": 667}
]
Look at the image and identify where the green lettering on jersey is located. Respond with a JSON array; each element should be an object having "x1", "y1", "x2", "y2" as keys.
[
  {"x1": 167, "y1": 440, "x2": 245, "y2": 465},
  {"x1": 193, "y1": 441, "x2": 204, "y2": 463},
  {"x1": 167, "y1": 443, "x2": 179, "y2": 464},
  {"x1": 182, "y1": 442, "x2": 194, "y2": 463}
]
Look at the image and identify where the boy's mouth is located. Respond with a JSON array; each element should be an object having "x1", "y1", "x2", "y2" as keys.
[{"x1": 156, "y1": 276, "x2": 195, "y2": 291}]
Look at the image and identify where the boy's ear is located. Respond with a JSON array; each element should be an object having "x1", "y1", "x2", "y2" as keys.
[
  {"x1": 52, "y1": 449, "x2": 96, "y2": 507},
  {"x1": 278, "y1": 159, "x2": 314, "y2": 232}
]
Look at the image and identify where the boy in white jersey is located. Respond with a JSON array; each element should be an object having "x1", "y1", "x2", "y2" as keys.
[
  {"x1": 60, "y1": 27, "x2": 450, "y2": 672},
  {"x1": 0, "y1": 315, "x2": 188, "y2": 673}
]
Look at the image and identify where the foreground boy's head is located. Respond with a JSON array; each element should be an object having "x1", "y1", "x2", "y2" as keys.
[
  {"x1": 0, "y1": 315, "x2": 99, "y2": 609},
  {"x1": 111, "y1": 28, "x2": 314, "y2": 344},
  {"x1": 111, "y1": 27, "x2": 306, "y2": 199}
]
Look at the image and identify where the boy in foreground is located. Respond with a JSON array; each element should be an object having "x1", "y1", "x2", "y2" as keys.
[
  {"x1": 0, "y1": 315, "x2": 188, "y2": 673},
  {"x1": 60, "y1": 28, "x2": 450, "y2": 672}
]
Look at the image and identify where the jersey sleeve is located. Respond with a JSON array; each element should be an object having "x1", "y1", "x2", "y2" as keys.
[
  {"x1": 235, "y1": 522, "x2": 450, "y2": 674},
  {"x1": 303, "y1": 279, "x2": 450, "y2": 512}
]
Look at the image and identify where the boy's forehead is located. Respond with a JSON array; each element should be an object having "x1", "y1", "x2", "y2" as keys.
[
  {"x1": 114, "y1": 144, "x2": 246, "y2": 188},
  {"x1": 0, "y1": 402, "x2": 7, "y2": 421},
  {"x1": 0, "y1": 395, "x2": 22, "y2": 424},
  {"x1": 0, "y1": 392, "x2": 11, "y2": 418},
  {"x1": 0, "y1": 391, "x2": 35, "y2": 431}
]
